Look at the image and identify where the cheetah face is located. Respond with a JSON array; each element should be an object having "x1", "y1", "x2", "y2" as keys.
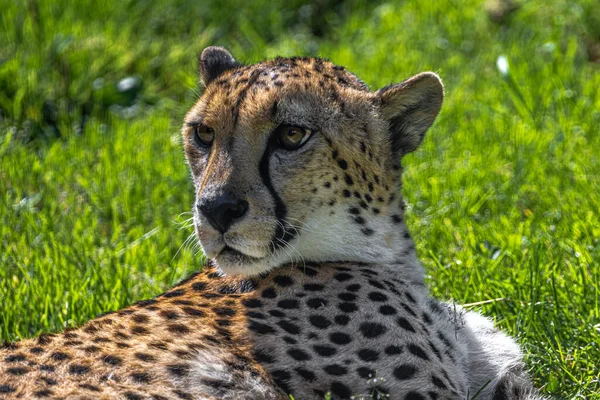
[{"x1": 183, "y1": 47, "x2": 443, "y2": 276}]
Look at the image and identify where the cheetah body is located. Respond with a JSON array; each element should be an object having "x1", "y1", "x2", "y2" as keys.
[{"x1": 0, "y1": 47, "x2": 543, "y2": 400}]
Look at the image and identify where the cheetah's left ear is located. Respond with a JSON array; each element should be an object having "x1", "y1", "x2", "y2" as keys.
[{"x1": 376, "y1": 72, "x2": 443, "y2": 156}]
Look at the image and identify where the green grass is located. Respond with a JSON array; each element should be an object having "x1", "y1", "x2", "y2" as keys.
[{"x1": 1, "y1": 0, "x2": 599, "y2": 398}]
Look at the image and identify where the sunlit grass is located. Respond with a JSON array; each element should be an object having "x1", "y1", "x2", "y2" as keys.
[{"x1": 1, "y1": 0, "x2": 599, "y2": 398}]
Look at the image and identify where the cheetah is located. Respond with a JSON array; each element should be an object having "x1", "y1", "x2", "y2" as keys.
[{"x1": 0, "y1": 47, "x2": 544, "y2": 400}]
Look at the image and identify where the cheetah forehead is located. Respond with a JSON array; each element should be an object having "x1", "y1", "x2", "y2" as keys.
[{"x1": 186, "y1": 56, "x2": 376, "y2": 136}]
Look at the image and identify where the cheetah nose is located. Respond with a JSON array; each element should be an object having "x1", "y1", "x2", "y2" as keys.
[{"x1": 197, "y1": 193, "x2": 249, "y2": 234}]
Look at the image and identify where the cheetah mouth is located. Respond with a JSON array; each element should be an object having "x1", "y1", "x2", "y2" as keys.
[{"x1": 217, "y1": 246, "x2": 264, "y2": 265}]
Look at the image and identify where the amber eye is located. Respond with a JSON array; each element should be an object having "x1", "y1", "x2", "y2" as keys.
[
  {"x1": 193, "y1": 125, "x2": 215, "y2": 148},
  {"x1": 276, "y1": 125, "x2": 312, "y2": 150}
]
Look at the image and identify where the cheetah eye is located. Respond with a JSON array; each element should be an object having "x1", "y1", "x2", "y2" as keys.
[
  {"x1": 193, "y1": 125, "x2": 215, "y2": 148},
  {"x1": 276, "y1": 125, "x2": 312, "y2": 151}
]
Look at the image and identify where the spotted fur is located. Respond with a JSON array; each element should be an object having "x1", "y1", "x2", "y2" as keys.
[{"x1": 0, "y1": 47, "x2": 543, "y2": 400}]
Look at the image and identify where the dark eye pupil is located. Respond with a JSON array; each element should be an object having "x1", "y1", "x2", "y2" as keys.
[
  {"x1": 193, "y1": 125, "x2": 214, "y2": 147},
  {"x1": 276, "y1": 125, "x2": 311, "y2": 150}
]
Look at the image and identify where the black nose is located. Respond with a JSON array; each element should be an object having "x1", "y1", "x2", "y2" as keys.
[{"x1": 197, "y1": 193, "x2": 249, "y2": 234}]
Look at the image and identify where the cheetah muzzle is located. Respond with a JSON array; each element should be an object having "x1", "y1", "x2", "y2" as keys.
[{"x1": 0, "y1": 47, "x2": 544, "y2": 400}]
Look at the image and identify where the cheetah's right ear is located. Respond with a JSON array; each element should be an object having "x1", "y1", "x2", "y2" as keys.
[
  {"x1": 376, "y1": 72, "x2": 443, "y2": 156},
  {"x1": 199, "y1": 47, "x2": 241, "y2": 86}
]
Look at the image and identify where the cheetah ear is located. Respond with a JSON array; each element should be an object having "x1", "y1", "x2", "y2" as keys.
[
  {"x1": 376, "y1": 72, "x2": 443, "y2": 156},
  {"x1": 199, "y1": 46, "x2": 241, "y2": 86}
]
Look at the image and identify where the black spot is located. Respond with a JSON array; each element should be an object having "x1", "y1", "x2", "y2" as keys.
[
  {"x1": 408, "y1": 344, "x2": 429, "y2": 360},
  {"x1": 131, "y1": 372, "x2": 152, "y2": 383},
  {"x1": 248, "y1": 321, "x2": 277, "y2": 334},
  {"x1": 213, "y1": 307, "x2": 236, "y2": 317},
  {"x1": 428, "y1": 340, "x2": 443, "y2": 361},
  {"x1": 379, "y1": 305, "x2": 397, "y2": 315},
  {"x1": 405, "y1": 392, "x2": 426, "y2": 400},
  {"x1": 396, "y1": 317, "x2": 416, "y2": 332},
  {"x1": 432, "y1": 375, "x2": 448, "y2": 389},
  {"x1": 346, "y1": 283, "x2": 361, "y2": 292},
  {"x1": 69, "y1": 364, "x2": 90, "y2": 375},
  {"x1": 39, "y1": 365, "x2": 55, "y2": 372},
  {"x1": 359, "y1": 322, "x2": 387, "y2": 338},
  {"x1": 357, "y1": 349, "x2": 380, "y2": 362},
  {"x1": 277, "y1": 299, "x2": 299, "y2": 309},
  {"x1": 324, "y1": 364, "x2": 348, "y2": 376},
  {"x1": 334, "y1": 314, "x2": 350, "y2": 325},
  {"x1": 330, "y1": 381, "x2": 352, "y2": 398},
  {"x1": 391, "y1": 214, "x2": 403, "y2": 223},
  {"x1": 50, "y1": 352, "x2": 70, "y2": 361},
  {"x1": 360, "y1": 228, "x2": 375, "y2": 236},
  {"x1": 132, "y1": 314, "x2": 149, "y2": 324},
  {"x1": 78, "y1": 383, "x2": 100, "y2": 391},
  {"x1": 103, "y1": 354, "x2": 123, "y2": 366},
  {"x1": 334, "y1": 273, "x2": 353, "y2": 281},
  {"x1": 36, "y1": 334, "x2": 53, "y2": 346},
  {"x1": 309, "y1": 315, "x2": 332, "y2": 329},
  {"x1": 385, "y1": 345, "x2": 403, "y2": 355},
  {"x1": 167, "y1": 363, "x2": 190, "y2": 377},
  {"x1": 349, "y1": 207, "x2": 360, "y2": 215},
  {"x1": 269, "y1": 309, "x2": 285, "y2": 318},
  {"x1": 313, "y1": 344, "x2": 337, "y2": 357},
  {"x1": 4, "y1": 353, "x2": 26, "y2": 363},
  {"x1": 173, "y1": 299, "x2": 194, "y2": 306},
  {"x1": 491, "y1": 379, "x2": 510, "y2": 400},
  {"x1": 160, "y1": 310, "x2": 180, "y2": 320},
  {"x1": 135, "y1": 352, "x2": 155, "y2": 362},
  {"x1": 401, "y1": 303, "x2": 418, "y2": 317},
  {"x1": 167, "y1": 323, "x2": 191, "y2": 334},
  {"x1": 345, "y1": 174, "x2": 354, "y2": 185},
  {"x1": 338, "y1": 302, "x2": 358, "y2": 313},
  {"x1": 405, "y1": 291, "x2": 416, "y2": 303},
  {"x1": 131, "y1": 325, "x2": 149, "y2": 335},
  {"x1": 254, "y1": 349, "x2": 276, "y2": 364},
  {"x1": 306, "y1": 297, "x2": 328, "y2": 309},
  {"x1": 368, "y1": 292, "x2": 388, "y2": 302},
  {"x1": 283, "y1": 336, "x2": 297, "y2": 344},
  {"x1": 33, "y1": 390, "x2": 53, "y2": 398},
  {"x1": 337, "y1": 159, "x2": 348, "y2": 170},
  {"x1": 329, "y1": 332, "x2": 352, "y2": 345},
  {"x1": 271, "y1": 369, "x2": 292, "y2": 394},
  {"x1": 242, "y1": 298, "x2": 263, "y2": 308},
  {"x1": 295, "y1": 367, "x2": 316, "y2": 382},
  {"x1": 394, "y1": 364, "x2": 417, "y2": 380},
  {"x1": 277, "y1": 320, "x2": 301, "y2": 335},
  {"x1": 125, "y1": 392, "x2": 143, "y2": 400},
  {"x1": 338, "y1": 292, "x2": 357, "y2": 301},
  {"x1": 0, "y1": 385, "x2": 15, "y2": 394},
  {"x1": 182, "y1": 307, "x2": 205, "y2": 317},
  {"x1": 191, "y1": 282, "x2": 208, "y2": 291},
  {"x1": 354, "y1": 216, "x2": 366, "y2": 224},
  {"x1": 164, "y1": 289, "x2": 185, "y2": 298},
  {"x1": 174, "y1": 390, "x2": 193, "y2": 400},
  {"x1": 343, "y1": 189, "x2": 351, "y2": 198},
  {"x1": 135, "y1": 299, "x2": 157, "y2": 307},
  {"x1": 423, "y1": 312, "x2": 433, "y2": 325},
  {"x1": 287, "y1": 348, "x2": 311, "y2": 361},
  {"x1": 324, "y1": 181, "x2": 331, "y2": 188},
  {"x1": 30, "y1": 347, "x2": 44, "y2": 354},
  {"x1": 367, "y1": 279, "x2": 385, "y2": 289}
]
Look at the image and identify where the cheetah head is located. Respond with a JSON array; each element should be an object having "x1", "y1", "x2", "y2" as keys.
[{"x1": 183, "y1": 47, "x2": 443, "y2": 276}]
